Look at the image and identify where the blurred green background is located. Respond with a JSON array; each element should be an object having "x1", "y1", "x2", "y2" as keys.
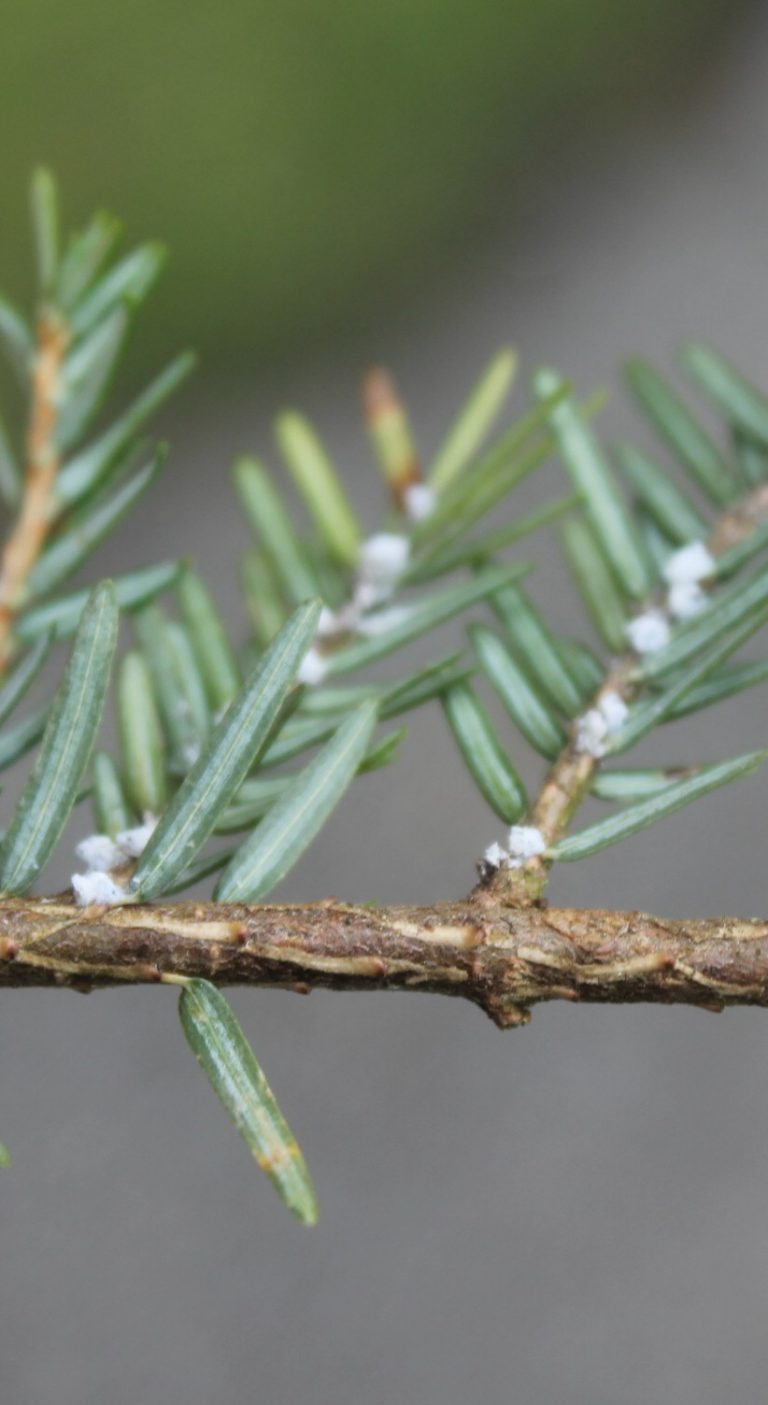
[{"x1": 2, "y1": 0, "x2": 734, "y2": 369}]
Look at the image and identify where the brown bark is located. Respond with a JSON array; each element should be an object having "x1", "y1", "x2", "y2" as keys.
[
  {"x1": 2, "y1": 894, "x2": 768, "y2": 1029},
  {"x1": 0, "y1": 308, "x2": 67, "y2": 673}
]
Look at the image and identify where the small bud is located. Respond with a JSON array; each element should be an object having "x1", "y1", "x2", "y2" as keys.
[{"x1": 363, "y1": 367, "x2": 420, "y2": 501}]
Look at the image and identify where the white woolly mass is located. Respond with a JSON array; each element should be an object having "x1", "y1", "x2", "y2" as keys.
[
  {"x1": 506, "y1": 825, "x2": 546, "y2": 868},
  {"x1": 74, "y1": 833, "x2": 124, "y2": 873},
  {"x1": 74, "y1": 816, "x2": 161, "y2": 875},
  {"x1": 667, "y1": 580, "x2": 708, "y2": 621},
  {"x1": 482, "y1": 828, "x2": 546, "y2": 872},
  {"x1": 71, "y1": 871, "x2": 128, "y2": 907},
  {"x1": 403, "y1": 483, "x2": 436, "y2": 523},
  {"x1": 357, "y1": 533, "x2": 410, "y2": 590},
  {"x1": 575, "y1": 691, "x2": 629, "y2": 758},
  {"x1": 625, "y1": 610, "x2": 671, "y2": 655},
  {"x1": 352, "y1": 580, "x2": 383, "y2": 613},
  {"x1": 115, "y1": 815, "x2": 158, "y2": 859},
  {"x1": 483, "y1": 841, "x2": 508, "y2": 869},
  {"x1": 316, "y1": 531, "x2": 414, "y2": 650},
  {"x1": 297, "y1": 646, "x2": 329, "y2": 687},
  {"x1": 598, "y1": 690, "x2": 628, "y2": 731},
  {"x1": 575, "y1": 708, "x2": 609, "y2": 758},
  {"x1": 317, "y1": 606, "x2": 341, "y2": 638},
  {"x1": 317, "y1": 601, "x2": 364, "y2": 641},
  {"x1": 662, "y1": 541, "x2": 715, "y2": 586}
]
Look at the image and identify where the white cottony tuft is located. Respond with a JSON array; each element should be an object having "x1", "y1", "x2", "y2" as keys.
[
  {"x1": 317, "y1": 602, "x2": 362, "y2": 640},
  {"x1": 598, "y1": 690, "x2": 628, "y2": 731},
  {"x1": 75, "y1": 816, "x2": 160, "y2": 874},
  {"x1": 71, "y1": 871, "x2": 128, "y2": 907},
  {"x1": 116, "y1": 815, "x2": 158, "y2": 859},
  {"x1": 667, "y1": 580, "x2": 708, "y2": 621},
  {"x1": 625, "y1": 610, "x2": 671, "y2": 655},
  {"x1": 357, "y1": 533, "x2": 410, "y2": 594},
  {"x1": 352, "y1": 580, "x2": 384, "y2": 613},
  {"x1": 403, "y1": 483, "x2": 436, "y2": 522},
  {"x1": 316, "y1": 606, "x2": 341, "y2": 638},
  {"x1": 297, "y1": 645, "x2": 328, "y2": 687},
  {"x1": 74, "y1": 834, "x2": 124, "y2": 873},
  {"x1": 575, "y1": 691, "x2": 629, "y2": 757},
  {"x1": 483, "y1": 841, "x2": 508, "y2": 869},
  {"x1": 317, "y1": 531, "x2": 413, "y2": 652},
  {"x1": 506, "y1": 825, "x2": 546, "y2": 868},
  {"x1": 575, "y1": 708, "x2": 609, "y2": 758},
  {"x1": 662, "y1": 541, "x2": 715, "y2": 586}
]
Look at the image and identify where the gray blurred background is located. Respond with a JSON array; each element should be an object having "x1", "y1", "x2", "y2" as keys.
[{"x1": 4, "y1": 4, "x2": 768, "y2": 1404}]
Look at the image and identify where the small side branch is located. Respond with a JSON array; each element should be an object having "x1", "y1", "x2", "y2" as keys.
[
  {"x1": 483, "y1": 483, "x2": 768, "y2": 908},
  {"x1": 0, "y1": 308, "x2": 67, "y2": 671},
  {"x1": 3, "y1": 896, "x2": 768, "y2": 1028}
]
